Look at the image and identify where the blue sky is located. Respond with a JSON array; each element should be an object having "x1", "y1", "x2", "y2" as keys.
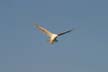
[{"x1": 0, "y1": 0, "x2": 108, "y2": 72}]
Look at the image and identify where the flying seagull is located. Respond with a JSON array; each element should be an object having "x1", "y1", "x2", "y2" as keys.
[{"x1": 33, "y1": 24, "x2": 73, "y2": 44}]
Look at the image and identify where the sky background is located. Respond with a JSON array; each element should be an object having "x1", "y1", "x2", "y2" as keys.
[{"x1": 0, "y1": 0, "x2": 108, "y2": 72}]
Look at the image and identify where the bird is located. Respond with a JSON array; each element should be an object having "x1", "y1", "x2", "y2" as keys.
[{"x1": 33, "y1": 24, "x2": 74, "y2": 44}]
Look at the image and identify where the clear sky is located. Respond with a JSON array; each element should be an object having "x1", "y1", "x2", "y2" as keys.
[{"x1": 0, "y1": 0, "x2": 108, "y2": 72}]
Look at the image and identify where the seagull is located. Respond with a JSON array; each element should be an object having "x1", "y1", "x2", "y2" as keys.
[{"x1": 33, "y1": 24, "x2": 74, "y2": 44}]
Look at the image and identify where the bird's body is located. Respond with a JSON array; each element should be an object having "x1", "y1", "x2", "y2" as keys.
[
  {"x1": 33, "y1": 24, "x2": 73, "y2": 44},
  {"x1": 49, "y1": 34, "x2": 58, "y2": 44}
]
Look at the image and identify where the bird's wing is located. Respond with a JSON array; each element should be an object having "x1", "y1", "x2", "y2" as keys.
[
  {"x1": 58, "y1": 29, "x2": 74, "y2": 36},
  {"x1": 33, "y1": 24, "x2": 53, "y2": 37}
]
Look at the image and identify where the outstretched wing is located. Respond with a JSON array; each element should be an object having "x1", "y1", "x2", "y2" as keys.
[
  {"x1": 33, "y1": 24, "x2": 53, "y2": 37},
  {"x1": 58, "y1": 29, "x2": 74, "y2": 36}
]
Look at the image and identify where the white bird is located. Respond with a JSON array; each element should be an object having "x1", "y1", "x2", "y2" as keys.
[{"x1": 33, "y1": 24, "x2": 73, "y2": 44}]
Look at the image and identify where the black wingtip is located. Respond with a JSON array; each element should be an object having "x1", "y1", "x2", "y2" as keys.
[{"x1": 33, "y1": 23, "x2": 40, "y2": 28}]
